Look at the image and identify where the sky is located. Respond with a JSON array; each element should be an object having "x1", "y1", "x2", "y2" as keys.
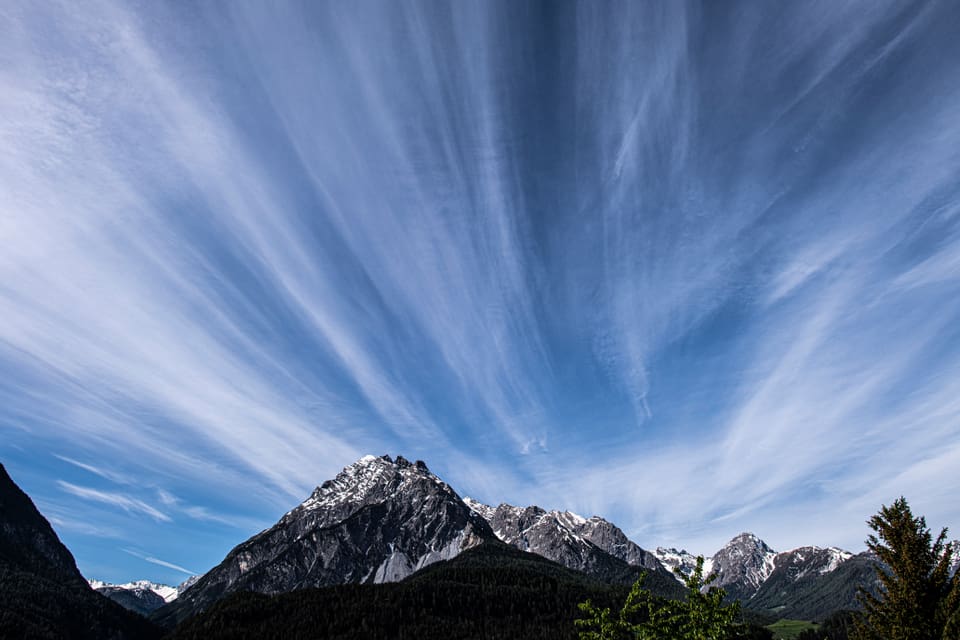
[{"x1": 2, "y1": 0, "x2": 960, "y2": 585}]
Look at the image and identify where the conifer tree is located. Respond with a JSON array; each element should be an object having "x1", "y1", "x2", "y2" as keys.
[{"x1": 854, "y1": 497, "x2": 958, "y2": 640}]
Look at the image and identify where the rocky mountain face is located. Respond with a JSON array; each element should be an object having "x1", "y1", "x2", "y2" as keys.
[
  {"x1": 749, "y1": 551, "x2": 880, "y2": 620},
  {"x1": 154, "y1": 455, "x2": 493, "y2": 626},
  {"x1": 768, "y1": 546, "x2": 853, "y2": 582},
  {"x1": 709, "y1": 532, "x2": 779, "y2": 600},
  {"x1": 708, "y1": 536, "x2": 861, "y2": 606},
  {"x1": 462, "y1": 498, "x2": 681, "y2": 595},
  {"x1": 0, "y1": 462, "x2": 159, "y2": 639},
  {"x1": 464, "y1": 498, "x2": 665, "y2": 571},
  {"x1": 577, "y1": 514, "x2": 665, "y2": 572}
]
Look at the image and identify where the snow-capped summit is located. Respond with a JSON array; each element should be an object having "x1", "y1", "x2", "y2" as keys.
[
  {"x1": 156, "y1": 454, "x2": 493, "y2": 627},
  {"x1": 652, "y1": 547, "x2": 702, "y2": 580},
  {"x1": 292, "y1": 454, "x2": 441, "y2": 524}
]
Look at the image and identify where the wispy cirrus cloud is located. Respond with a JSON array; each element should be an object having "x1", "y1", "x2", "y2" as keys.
[
  {"x1": 2, "y1": 0, "x2": 960, "y2": 580},
  {"x1": 58, "y1": 481, "x2": 171, "y2": 523},
  {"x1": 54, "y1": 455, "x2": 133, "y2": 485}
]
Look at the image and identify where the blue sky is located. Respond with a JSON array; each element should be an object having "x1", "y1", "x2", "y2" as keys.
[{"x1": 2, "y1": 0, "x2": 960, "y2": 585}]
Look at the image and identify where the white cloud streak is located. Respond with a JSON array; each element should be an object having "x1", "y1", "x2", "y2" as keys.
[
  {"x1": 122, "y1": 548, "x2": 196, "y2": 576},
  {"x1": 54, "y1": 455, "x2": 132, "y2": 485},
  {"x1": 58, "y1": 481, "x2": 171, "y2": 523},
  {"x1": 2, "y1": 0, "x2": 959, "y2": 562}
]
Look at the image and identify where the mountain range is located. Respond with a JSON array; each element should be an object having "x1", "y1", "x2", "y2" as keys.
[
  {"x1": 152, "y1": 454, "x2": 879, "y2": 627},
  {"x1": 87, "y1": 578, "x2": 198, "y2": 616},
  {"x1": 1, "y1": 454, "x2": 897, "y2": 636}
]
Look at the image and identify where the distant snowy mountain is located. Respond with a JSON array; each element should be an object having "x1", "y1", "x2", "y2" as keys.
[
  {"x1": 88, "y1": 575, "x2": 203, "y2": 616},
  {"x1": 772, "y1": 546, "x2": 853, "y2": 579},
  {"x1": 89, "y1": 580, "x2": 174, "y2": 615},
  {"x1": 89, "y1": 579, "x2": 179, "y2": 603},
  {"x1": 650, "y1": 532, "x2": 868, "y2": 620},
  {"x1": 655, "y1": 534, "x2": 856, "y2": 598},
  {"x1": 652, "y1": 547, "x2": 701, "y2": 580}
]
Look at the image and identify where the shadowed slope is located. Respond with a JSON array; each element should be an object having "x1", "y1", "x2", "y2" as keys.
[
  {"x1": 0, "y1": 463, "x2": 160, "y2": 640},
  {"x1": 168, "y1": 541, "x2": 637, "y2": 640}
]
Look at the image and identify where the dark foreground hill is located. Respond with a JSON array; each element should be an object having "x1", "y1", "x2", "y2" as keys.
[
  {"x1": 167, "y1": 541, "x2": 634, "y2": 640},
  {"x1": 168, "y1": 541, "x2": 773, "y2": 640},
  {"x1": 0, "y1": 463, "x2": 160, "y2": 640}
]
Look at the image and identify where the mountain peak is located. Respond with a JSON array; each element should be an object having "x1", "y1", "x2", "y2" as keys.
[
  {"x1": 352, "y1": 454, "x2": 429, "y2": 470},
  {"x1": 710, "y1": 532, "x2": 778, "y2": 597},
  {"x1": 296, "y1": 454, "x2": 443, "y2": 523},
  {"x1": 728, "y1": 532, "x2": 774, "y2": 551},
  {"x1": 156, "y1": 454, "x2": 492, "y2": 626}
]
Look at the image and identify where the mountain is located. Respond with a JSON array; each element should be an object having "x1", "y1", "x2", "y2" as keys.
[
  {"x1": 167, "y1": 540, "x2": 637, "y2": 640},
  {"x1": 764, "y1": 546, "x2": 853, "y2": 585},
  {"x1": 656, "y1": 537, "x2": 767, "y2": 592},
  {"x1": 709, "y1": 532, "x2": 779, "y2": 601},
  {"x1": 153, "y1": 454, "x2": 494, "y2": 627},
  {"x1": 463, "y1": 497, "x2": 680, "y2": 594},
  {"x1": 0, "y1": 462, "x2": 160, "y2": 639},
  {"x1": 654, "y1": 533, "x2": 873, "y2": 621},
  {"x1": 748, "y1": 551, "x2": 880, "y2": 621},
  {"x1": 155, "y1": 454, "x2": 871, "y2": 627},
  {"x1": 89, "y1": 580, "x2": 179, "y2": 616},
  {"x1": 687, "y1": 533, "x2": 878, "y2": 621}
]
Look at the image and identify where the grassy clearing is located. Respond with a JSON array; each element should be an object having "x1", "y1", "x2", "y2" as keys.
[{"x1": 766, "y1": 618, "x2": 818, "y2": 639}]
